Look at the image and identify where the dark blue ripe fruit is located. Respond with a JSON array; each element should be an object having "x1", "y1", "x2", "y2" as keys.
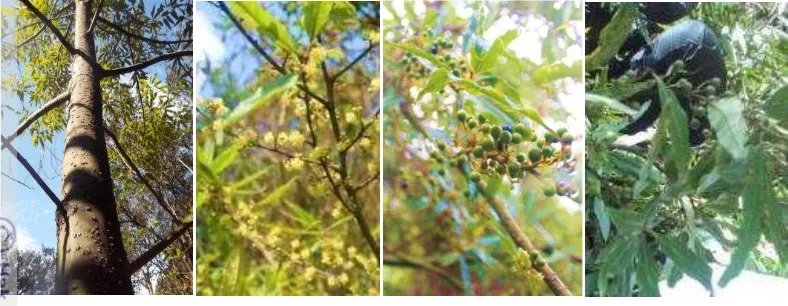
[{"x1": 430, "y1": 44, "x2": 439, "y2": 55}]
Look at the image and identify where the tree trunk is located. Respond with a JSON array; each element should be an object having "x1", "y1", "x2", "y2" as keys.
[{"x1": 54, "y1": 0, "x2": 133, "y2": 294}]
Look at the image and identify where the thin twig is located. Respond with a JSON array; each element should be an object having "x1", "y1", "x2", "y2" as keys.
[
  {"x1": 19, "y1": 0, "x2": 75, "y2": 53},
  {"x1": 384, "y1": 253, "x2": 465, "y2": 292},
  {"x1": 129, "y1": 220, "x2": 193, "y2": 273},
  {"x1": 1, "y1": 91, "x2": 70, "y2": 151},
  {"x1": 478, "y1": 181, "x2": 573, "y2": 296},
  {"x1": 85, "y1": 0, "x2": 103, "y2": 33},
  {"x1": 101, "y1": 50, "x2": 192, "y2": 77},
  {"x1": 96, "y1": 17, "x2": 192, "y2": 45},
  {"x1": 333, "y1": 42, "x2": 377, "y2": 81},
  {"x1": 1, "y1": 136, "x2": 64, "y2": 212}
]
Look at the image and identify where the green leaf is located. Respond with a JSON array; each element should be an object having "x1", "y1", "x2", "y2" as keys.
[
  {"x1": 303, "y1": 2, "x2": 333, "y2": 40},
  {"x1": 708, "y1": 96, "x2": 748, "y2": 160},
  {"x1": 656, "y1": 77, "x2": 689, "y2": 182},
  {"x1": 593, "y1": 197, "x2": 611, "y2": 241},
  {"x1": 211, "y1": 141, "x2": 242, "y2": 175},
  {"x1": 657, "y1": 234, "x2": 712, "y2": 291},
  {"x1": 636, "y1": 239, "x2": 661, "y2": 297},
  {"x1": 225, "y1": 74, "x2": 297, "y2": 125},
  {"x1": 585, "y1": 93, "x2": 638, "y2": 117},
  {"x1": 599, "y1": 234, "x2": 638, "y2": 278},
  {"x1": 230, "y1": 167, "x2": 271, "y2": 190},
  {"x1": 719, "y1": 146, "x2": 768, "y2": 287},
  {"x1": 585, "y1": 3, "x2": 638, "y2": 71},
  {"x1": 456, "y1": 79, "x2": 549, "y2": 130},
  {"x1": 259, "y1": 177, "x2": 298, "y2": 206},
  {"x1": 765, "y1": 85, "x2": 788, "y2": 127},
  {"x1": 393, "y1": 43, "x2": 443, "y2": 67},
  {"x1": 531, "y1": 61, "x2": 582, "y2": 85},
  {"x1": 228, "y1": 2, "x2": 298, "y2": 52},
  {"x1": 473, "y1": 30, "x2": 518, "y2": 74},
  {"x1": 417, "y1": 68, "x2": 450, "y2": 101},
  {"x1": 329, "y1": 1, "x2": 356, "y2": 22}
]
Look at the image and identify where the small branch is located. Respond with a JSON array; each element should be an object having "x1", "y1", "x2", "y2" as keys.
[
  {"x1": 129, "y1": 220, "x2": 193, "y2": 274},
  {"x1": 333, "y1": 42, "x2": 376, "y2": 81},
  {"x1": 341, "y1": 110, "x2": 380, "y2": 154},
  {"x1": 1, "y1": 91, "x2": 70, "y2": 150},
  {"x1": 1, "y1": 136, "x2": 64, "y2": 212},
  {"x1": 478, "y1": 181, "x2": 573, "y2": 296},
  {"x1": 97, "y1": 17, "x2": 193, "y2": 45},
  {"x1": 352, "y1": 173, "x2": 379, "y2": 192},
  {"x1": 19, "y1": 0, "x2": 75, "y2": 53},
  {"x1": 1, "y1": 172, "x2": 35, "y2": 190},
  {"x1": 101, "y1": 50, "x2": 192, "y2": 78},
  {"x1": 384, "y1": 253, "x2": 465, "y2": 292},
  {"x1": 86, "y1": 0, "x2": 104, "y2": 33},
  {"x1": 104, "y1": 126, "x2": 180, "y2": 221}
]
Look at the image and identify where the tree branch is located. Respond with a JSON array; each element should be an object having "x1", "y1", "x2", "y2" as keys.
[
  {"x1": 217, "y1": 2, "x2": 328, "y2": 105},
  {"x1": 341, "y1": 110, "x2": 380, "y2": 154},
  {"x1": 1, "y1": 91, "x2": 70, "y2": 151},
  {"x1": 103, "y1": 126, "x2": 180, "y2": 221},
  {"x1": 96, "y1": 17, "x2": 192, "y2": 45},
  {"x1": 129, "y1": 220, "x2": 193, "y2": 274},
  {"x1": 478, "y1": 181, "x2": 573, "y2": 296},
  {"x1": 384, "y1": 253, "x2": 465, "y2": 292},
  {"x1": 333, "y1": 42, "x2": 377, "y2": 81},
  {"x1": 19, "y1": 0, "x2": 75, "y2": 54},
  {"x1": 0, "y1": 136, "x2": 64, "y2": 212},
  {"x1": 86, "y1": 0, "x2": 103, "y2": 33},
  {"x1": 100, "y1": 50, "x2": 192, "y2": 78}
]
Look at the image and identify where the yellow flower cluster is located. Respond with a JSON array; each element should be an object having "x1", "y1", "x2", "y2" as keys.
[
  {"x1": 284, "y1": 155, "x2": 305, "y2": 172},
  {"x1": 199, "y1": 98, "x2": 229, "y2": 117}
]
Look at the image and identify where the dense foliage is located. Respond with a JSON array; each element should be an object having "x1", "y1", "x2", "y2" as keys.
[
  {"x1": 382, "y1": 1, "x2": 583, "y2": 296},
  {"x1": 585, "y1": 2, "x2": 787, "y2": 297},
  {"x1": 195, "y1": 1, "x2": 380, "y2": 296}
]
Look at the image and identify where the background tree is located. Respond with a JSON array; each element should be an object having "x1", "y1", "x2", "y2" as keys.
[
  {"x1": 382, "y1": 1, "x2": 583, "y2": 296},
  {"x1": 585, "y1": 2, "x2": 787, "y2": 297},
  {"x1": 1, "y1": 0, "x2": 193, "y2": 294},
  {"x1": 195, "y1": 1, "x2": 380, "y2": 296},
  {"x1": 16, "y1": 245, "x2": 56, "y2": 295}
]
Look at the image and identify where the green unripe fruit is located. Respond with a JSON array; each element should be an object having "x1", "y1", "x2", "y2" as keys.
[
  {"x1": 511, "y1": 133, "x2": 522, "y2": 144},
  {"x1": 561, "y1": 134, "x2": 573, "y2": 145},
  {"x1": 672, "y1": 60, "x2": 685, "y2": 71},
  {"x1": 544, "y1": 133, "x2": 558, "y2": 143},
  {"x1": 556, "y1": 127, "x2": 568, "y2": 136},
  {"x1": 543, "y1": 187, "x2": 556, "y2": 197},
  {"x1": 529, "y1": 251, "x2": 541, "y2": 263},
  {"x1": 542, "y1": 147, "x2": 554, "y2": 158},
  {"x1": 470, "y1": 171, "x2": 481, "y2": 182},
  {"x1": 536, "y1": 139, "x2": 545, "y2": 148},
  {"x1": 543, "y1": 242, "x2": 555, "y2": 255},
  {"x1": 514, "y1": 123, "x2": 527, "y2": 136},
  {"x1": 477, "y1": 114, "x2": 487, "y2": 124},
  {"x1": 429, "y1": 151, "x2": 439, "y2": 159},
  {"x1": 463, "y1": 190, "x2": 471, "y2": 198},
  {"x1": 496, "y1": 164, "x2": 506, "y2": 175},
  {"x1": 473, "y1": 146, "x2": 485, "y2": 158},
  {"x1": 676, "y1": 78, "x2": 693, "y2": 93},
  {"x1": 482, "y1": 136, "x2": 496, "y2": 151},
  {"x1": 508, "y1": 160, "x2": 521, "y2": 176},
  {"x1": 456, "y1": 110, "x2": 467, "y2": 122},
  {"x1": 703, "y1": 85, "x2": 716, "y2": 96},
  {"x1": 709, "y1": 77, "x2": 722, "y2": 88},
  {"x1": 438, "y1": 168, "x2": 446, "y2": 175},
  {"x1": 443, "y1": 54, "x2": 451, "y2": 62},
  {"x1": 481, "y1": 123, "x2": 492, "y2": 134},
  {"x1": 488, "y1": 160, "x2": 497, "y2": 168},
  {"x1": 491, "y1": 126, "x2": 502, "y2": 140},
  {"x1": 437, "y1": 142, "x2": 446, "y2": 151},
  {"x1": 467, "y1": 119, "x2": 478, "y2": 129},
  {"x1": 500, "y1": 131, "x2": 512, "y2": 144},
  {"x1": 516, "y1": 152, "x2": 527, "y2": 163},
  {"x1": 456, "y1": 155, "x2": 468, "y2": 166},
  {"x1": 480, "y1": 160, "x2": 489, "y2": 170},
  {"x1": 528, "y1": 148, "x2": 542, "y2": 163},
  {"x1": 448, "y1": 160, "x2": 457, "y2": 167}
]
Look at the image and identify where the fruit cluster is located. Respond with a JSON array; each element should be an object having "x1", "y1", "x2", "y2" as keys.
[
  {"x1": 429, "y1": 109, "x2": 575, "y2": 198},
  {"x1": 402, "y1": 32, "x2": 469, "y2": 80}
]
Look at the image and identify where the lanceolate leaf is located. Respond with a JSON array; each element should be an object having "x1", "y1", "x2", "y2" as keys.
[
  {"x1": 657, "y1": 234, "x2": 712, "y2": 291},
  {"x1": 417, "y1": 68, "x2": 450, "y2": 100},
  {"x1": 719, "y1": 146, "x2": 768, "y2": 287},
  {"x1": 472, "y1": 30, "x2": 518, "y2": 74},
  {"x1": 456, "y1": 79, "x2": 550, "y2": 130},
  {"x1": 585, "y1": 3, "x2": 638, "y2": 71},
  {"x1": 708, "y1": 96, "x2": 748, "y2": 160},
  {"x1": 765, "y1": 85, "x2": 788, "y2": 127},
  {"x1": 225, "y1": 74, "x2": 297, "y2": 125},
  {"x1": 593, "y1": 197, "x2": 611, "y2": 241},
  {"x1": 393, "y1": 43, "x2": 444, "y2": 67},
  {"x1": 636, "y1": 239, "x2": 661, "y2": 297},
  {"x1": 228, "y1": 2, "x2": 298, "y2": 52},
  {"x1": 656, "y1": 77, "x2": 689, "y2": 181},
  {"x1": 303, "y1": 1, "x2": 333, "y2": 40}
]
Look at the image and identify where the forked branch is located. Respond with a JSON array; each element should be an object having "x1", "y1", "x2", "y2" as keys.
[
  {"x1": 97, "y1": 17, "x2": 192, "y2": 45},
  {"x1": 19, "y1": 0, "x2": 75, "y2": 53},
  {"x1": 1, "y1": 91, "x2": 70, "y2": 150},
  {"x1": 129, "y1": 220, "x2": 193, "y2": 273},
  {"x1": 101, "y1": 50, "x2": 192, "y2": 78}
]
